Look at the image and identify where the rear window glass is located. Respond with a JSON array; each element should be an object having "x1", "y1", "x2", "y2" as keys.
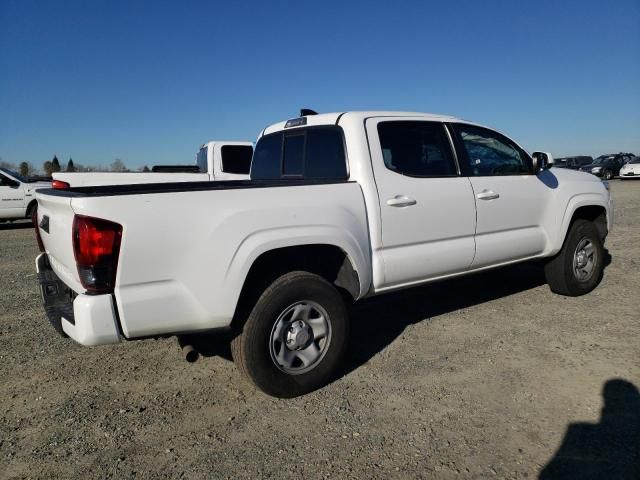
[
  {"x1": 305, "y1": 128, "x2": 347, "y2": 178},
  {"x1": 283, "y1": 134, "x2": 305, "y2": 176},
  {"x1": 251, "y1": 126, "x2": 347, "y2": 180},
  {"x1": 251, "y1": 134, "x2": 282, "y2": 179},
  {"x1": 221, "y1": 145, "x2": 253, "y2": 174}
]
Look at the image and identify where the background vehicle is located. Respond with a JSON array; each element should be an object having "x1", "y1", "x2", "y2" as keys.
[
  {"x1": 34, "y1": 111, "x2": 612, "y2": 397},
  {"x1": 619, "y1": 156, "x2": 640, "y2": 179},
  {"x1": 554, "y1": 156, "x2": 593, "y2": 170},
  {"x1": 52, "y1": 141, "x2": 253, "y2": 187},
  {"x1": 579, "y1": 153, "x2": 635, "y2": 179},
  {"x1": 0, "y1": 168, "x2": 51, "y2": 222}
]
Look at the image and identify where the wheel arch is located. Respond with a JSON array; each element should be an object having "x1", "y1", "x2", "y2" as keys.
[
  {"x1": 26, "y1": 199, "x2": 38, "y2": 217},
  {"x1": 230, "y1": 242, "x2": 366, "y2": 327},
  {"x1": 557, "y1": 195, "x2": 609, "y2": 253}
]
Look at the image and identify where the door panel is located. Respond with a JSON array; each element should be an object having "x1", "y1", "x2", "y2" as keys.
[
  {"x1": 0, "y1": 173, "x2": 25, "y2": 218},
  {"x1": 451, "y1": 123, "x2": 548, "y2": 267},
  {"x1": 469, "y1": 176, "x2": 548, "y2": 266},
  {"x1": 366, "y1": 118, "x2": 477, "y2": 289}
]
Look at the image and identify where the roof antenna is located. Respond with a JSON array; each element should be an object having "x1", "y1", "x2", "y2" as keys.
[{"x1": 300, "y1": 108, "x2": 318, "y2": 116}]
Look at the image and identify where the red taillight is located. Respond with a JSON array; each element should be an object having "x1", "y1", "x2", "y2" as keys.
[
  {"x1": 72, "y1": 215, "x2": 122, "y2": 293},
  {"x1": 52, "y1": 180, "x2": 70, "y2": 190}
]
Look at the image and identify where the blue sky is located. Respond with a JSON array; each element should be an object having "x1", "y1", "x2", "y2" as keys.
[{"x1": 1, "y1": 0, "x2": 639, "y2": 169}]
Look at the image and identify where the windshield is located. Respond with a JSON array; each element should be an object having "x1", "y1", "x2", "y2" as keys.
[
  {"x1": 555, "y1": 158, "x2": 568, "y2": 165},
  {"x1": 0, "y1": 167, "x2": 27, "y2": 182},
  {"x1": 593, "y1": 156, "x2": 614, "y2": 165},
  {"x1": 630, "y1": 157, "x2": 640, "y2": 164}
]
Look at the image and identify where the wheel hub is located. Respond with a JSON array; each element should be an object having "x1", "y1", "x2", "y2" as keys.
[
  {"x1": 575, "y1": 250, "x2": 587, "y2": 268},
  {"x1": 285, "y1": 320, "x2": 311, "y2": 350}
]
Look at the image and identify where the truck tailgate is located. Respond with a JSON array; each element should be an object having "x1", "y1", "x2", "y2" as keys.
[{"x1": 36, "y1": 191, "x2": 84, "y2": 293}]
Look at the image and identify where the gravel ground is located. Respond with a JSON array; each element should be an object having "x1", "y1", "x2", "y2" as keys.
[{"x1": 1, "y1": 180, "x2": 638, "y2": 479}]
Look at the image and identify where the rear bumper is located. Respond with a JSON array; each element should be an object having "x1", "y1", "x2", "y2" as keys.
[{"x1": 36, "y1": 254, "x2": 121, "y2": 346}]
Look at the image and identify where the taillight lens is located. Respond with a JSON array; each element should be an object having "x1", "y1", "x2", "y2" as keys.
[
  {"x1": 72, "y1": 215, "x2": 122, "y2": 293},
  {"x1": 52, "y1": 180, "x2": 70, "y2": 190}
]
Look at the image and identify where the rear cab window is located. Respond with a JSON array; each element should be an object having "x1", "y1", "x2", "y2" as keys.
[
  {"x1": 376, "y1": 121, "x2": 458, "y2": 177},
  {"x1": 251, "y1": 126, "x2": 348, "y2": 180},
  {"x1": 221, "y1": 145, "x2": 253, "y2": 174}
]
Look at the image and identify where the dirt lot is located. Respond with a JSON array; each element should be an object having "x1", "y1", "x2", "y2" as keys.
[{"x1": 1, "y1": 181, "x2": 638, "y2": 479}]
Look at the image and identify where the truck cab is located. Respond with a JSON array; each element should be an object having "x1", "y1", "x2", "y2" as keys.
[
  {"x1": 0, "y1": 168, "x2": 51, "y2": 221},
  {"x1": 52, "y1": 141, "x2": 253, "y2": 187}
]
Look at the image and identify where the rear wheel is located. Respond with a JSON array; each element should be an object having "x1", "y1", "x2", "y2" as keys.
[
  {"x1": 231, "y1": 271, "x2": 349, "y2": 398},
  {"x1": 544, "y1": 219, "x2": 604, "y2": 296}
]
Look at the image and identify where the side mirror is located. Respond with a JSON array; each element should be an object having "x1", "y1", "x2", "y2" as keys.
[{"x1": 532, "y1": 151, "x2": 554, "y2": 173}]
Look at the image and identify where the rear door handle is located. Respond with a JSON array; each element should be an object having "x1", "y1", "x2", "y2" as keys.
[
  {"x1": 476, "y1": 190, "x2": 500, "y2": 200},
  {"x1": 387, "y1": 195, "x2": 417, "y2": 207}
]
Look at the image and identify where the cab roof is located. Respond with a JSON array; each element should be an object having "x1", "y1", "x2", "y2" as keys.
[{"x1": 261, "y1": 111, "x2": 468, "y2": 136}]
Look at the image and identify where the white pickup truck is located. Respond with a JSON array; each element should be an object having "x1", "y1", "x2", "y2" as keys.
[
  {"x1": 0, "y1": 168, "x2": 51, "y2": 222},
  {"x1": 52, "y1": 141, "x2": 253, "y2": 187},
  {"x1": 34, "y1": 111, "x2": 612, "y2": 397}
]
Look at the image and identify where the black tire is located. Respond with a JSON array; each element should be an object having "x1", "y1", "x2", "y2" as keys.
[
  {"x1": 602, "y1": 169, "x2": 613, "y2": 180},
  {"x1": 544, "y1": 219, "x2": 604, "y2": 296},
  {"x1": 231, "y1": 271, "x2": 349, "y2": 398}
]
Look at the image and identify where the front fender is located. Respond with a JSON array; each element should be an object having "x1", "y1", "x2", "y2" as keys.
[{"x1": 553, "y1": 192, "x2": 611, "y2": 255}]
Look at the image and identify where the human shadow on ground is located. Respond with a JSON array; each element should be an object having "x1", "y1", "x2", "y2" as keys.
[{"x1": 539, "y1": 378, "x2": 640, "y2": 480}]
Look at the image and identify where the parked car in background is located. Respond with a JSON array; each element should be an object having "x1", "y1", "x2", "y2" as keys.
[
  {"x1": 52, "y1": 141, "x2": 253, "y2": 187},
  {"x1": 34, "y1": 110, "x2": 612, "y2": 397},
  {"x1": 578, "y1": 153, "x2": 634, "y2": 180},
  {"x1": 554, "y1": 156, "x2": 593, "y2": 170},
  {"x1": 619, "y1": 157, "x2": 640, "y2": 179},
  {"x1": 0, "y1": 168, "x2": 51, "y2": 222}
]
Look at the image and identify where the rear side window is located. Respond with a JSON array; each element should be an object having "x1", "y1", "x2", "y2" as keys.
[
  {"x1": 377, "y1": 121, "x2": 457, "y2": 177},
  {"x1": 221, "y1": 145, "x2": 253, "y2": 174},
  {"x1": 251, "y1": 126, "x2": 347, "y2": 180}
]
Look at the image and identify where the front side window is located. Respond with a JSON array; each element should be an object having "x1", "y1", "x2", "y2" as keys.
[
  {"x1": 454, "y1": 124, "x2": 532, "y2": 176},
  {"x1": 251, "y1": 126, "x2": 347, "y2": 180},
  {"x1": 377, "y1": 121, "x2": 457, "y2": 177}
]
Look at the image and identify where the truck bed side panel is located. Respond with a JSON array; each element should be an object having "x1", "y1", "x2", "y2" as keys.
[{"x1": 68, "y1": 182, "x2": 370, "y2": 338}]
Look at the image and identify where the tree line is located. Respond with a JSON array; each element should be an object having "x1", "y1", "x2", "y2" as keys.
[{"x1": 0, "y1": 156, "x2": 151, "y2": 177}]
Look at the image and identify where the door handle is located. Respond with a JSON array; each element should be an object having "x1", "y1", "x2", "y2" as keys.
[
  {"x1": 387, "y1": 195, "x2": 417, "y2": 207},
  {"x1": 476, "y1": 190, "x2": 500, "y2": 200}
]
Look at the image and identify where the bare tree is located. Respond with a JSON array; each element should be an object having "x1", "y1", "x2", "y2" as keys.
[
  {"x1": 110, "y1": 159, "x2": 127, "y2": 172},
  {"x1": 0, "y1": 160, "x2": 17, "y2": 171},
  {"x1": 19, "y1": 162, "x2": 30, "y2": 176}
]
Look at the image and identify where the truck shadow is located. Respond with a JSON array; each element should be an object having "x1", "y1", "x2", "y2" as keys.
[
  {"x1": 338, "y1": 261, "x2": 548, "y2": 379},
  {"x1": 0, "y1": 221, "x2": 33, "y2": 231},
  {"x1": 190, "y1": 251, "x2": 612, "y2": 380},
  {"x1": 539, "y1": 378, "x2": 640, "y2": 479},
  {"x1": 337, "y1": 250, "x2": 611, "y2": 380}
]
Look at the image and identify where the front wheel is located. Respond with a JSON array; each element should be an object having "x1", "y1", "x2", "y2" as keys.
[
  {"x1": 602, "y1": 170, "x2": 613, "y2": 180},
  {"x1": 544, "y1": 219, "x2": 604, "y2": 296},
  {"x1": 231, "y1": 271, "x2": 349, "y2": 398}
]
